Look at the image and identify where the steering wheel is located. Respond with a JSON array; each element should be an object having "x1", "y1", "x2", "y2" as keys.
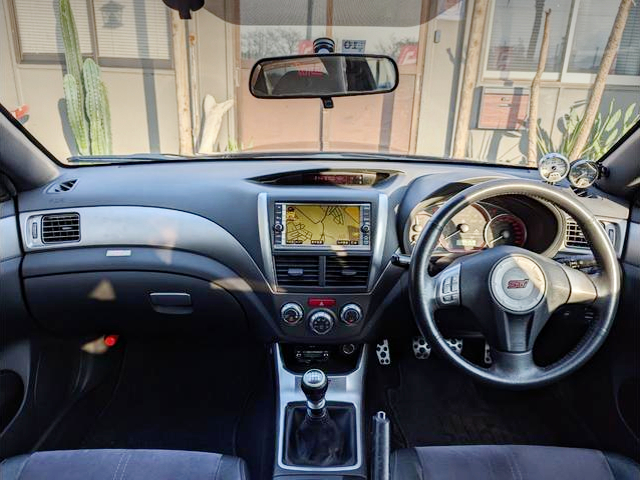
[{"x1": 409, "y1": 179, "x2": 621, "y2": 389}]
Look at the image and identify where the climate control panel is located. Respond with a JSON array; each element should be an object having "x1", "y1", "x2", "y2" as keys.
[{"x1": 278, "y1": 298, "x2": 364, "y2": 337}]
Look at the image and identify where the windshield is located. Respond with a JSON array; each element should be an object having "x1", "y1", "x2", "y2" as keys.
[{"x1": 1, "y1": 0, "x2": 639, "y2": 166}]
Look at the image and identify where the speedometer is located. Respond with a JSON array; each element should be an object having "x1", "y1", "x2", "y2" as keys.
[{"x1": 538, "y1": 153, "x2": 570, "y2": 183}]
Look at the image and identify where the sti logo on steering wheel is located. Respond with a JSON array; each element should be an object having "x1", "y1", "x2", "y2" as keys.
[{"x1": 507, "y1": 279, "x2": 529, "y2": 289}]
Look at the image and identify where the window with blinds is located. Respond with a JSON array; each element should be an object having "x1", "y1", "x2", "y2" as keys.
[
  {"x1": 568, "y1": 0, "x2": 640, "y2": 76},
  {"x1": 486, "y1": 0, "x2": 572, "y2": 73},
  {"x1": 95, "y1": 0, "x2": 172, "y2": 67},
  {"x1": 12, "y1": 0, "x2": 93, "y2": 59},
  {"x1": 10, "y1": 0, "x2": 171, "y2": 68}
]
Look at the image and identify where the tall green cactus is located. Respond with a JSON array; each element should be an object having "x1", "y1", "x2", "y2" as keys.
[
  {"x1": 83, "y1": 59, "x2": 112, "y2": 155},
  {"x1": 59, "y1": 0, "x2": 112, "y2": 155}
]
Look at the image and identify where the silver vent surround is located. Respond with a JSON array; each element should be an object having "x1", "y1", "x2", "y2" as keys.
[{"x1": 41, "y1": 213, "x2": 80, "y2": 243}]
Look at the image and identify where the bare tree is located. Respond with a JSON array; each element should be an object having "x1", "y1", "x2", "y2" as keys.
[
  {"x1": 528, "y1": 9, "x2": 551, "y2": 165},
  {"x1": 570, "y1": 0, "x2": 633, "y2": 160},
  {"x1": 452, "y1": 0, "x2": 489, "y2": 159}
]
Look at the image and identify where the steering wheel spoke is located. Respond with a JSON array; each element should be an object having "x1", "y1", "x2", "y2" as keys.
[
  {"x1": 560, "y1": 264, "x2": 598, "y2": 305},
  {"x1": 433, "y1": 263, "x2": 461, "y2": 308}
]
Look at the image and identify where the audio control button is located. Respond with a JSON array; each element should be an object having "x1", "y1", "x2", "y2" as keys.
[
  {"x1": 273, "y1": 223, "x2": 284, "y2": 232},
  {"x1": 340, "y1": 304, "x2": 363, "y2": 326},
  {"x1": 309, "y1": 310, "x2": 335, "y2": 335},
  {"x1": 281, "y1": 302, "x2": 304, "y2": 326}
]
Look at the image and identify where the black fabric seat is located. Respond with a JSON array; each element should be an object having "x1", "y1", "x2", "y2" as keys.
[
  {"x1": 0, "y1": 449, "x2": 249, "y2": 480},
  {"x1": 391, "y1": 445, "x2": 640, "y2": 480}
]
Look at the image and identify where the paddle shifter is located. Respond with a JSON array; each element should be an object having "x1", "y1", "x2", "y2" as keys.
[{"x1": 301, "y1": 369, "x2": 329, "y2": 418}]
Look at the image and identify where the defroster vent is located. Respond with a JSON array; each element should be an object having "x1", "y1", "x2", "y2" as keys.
[
  {"x1": 41, "y1": 213, "x2": 80, "y2": 244},
  {"x1": 274, "y1": 255, "x2": 320, "y2": 287}
]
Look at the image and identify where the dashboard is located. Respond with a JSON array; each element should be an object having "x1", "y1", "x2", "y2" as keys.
[{"x1": 1, "y1": 158, "x2": 629, "y2": 345}]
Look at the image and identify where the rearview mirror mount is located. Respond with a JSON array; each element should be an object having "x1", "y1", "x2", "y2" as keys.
[{"x1": 249, "y1": 53, "x2": 399, "y2": 109}]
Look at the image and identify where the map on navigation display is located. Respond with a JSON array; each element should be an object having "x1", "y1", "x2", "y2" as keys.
[{"x1": 285, "y1": 204, "x2": 361, "y2": 245}]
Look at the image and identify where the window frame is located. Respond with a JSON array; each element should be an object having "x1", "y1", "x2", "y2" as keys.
[
  {"x1": 8, "y1": 0, "x2": 173, "y2": 70},
  {"x1": 482, "y1": 0, "x2": 640, "y2": 86}
]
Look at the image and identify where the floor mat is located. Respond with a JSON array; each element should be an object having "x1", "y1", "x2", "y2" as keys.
[
  {"x1": 366, "y1": 342, "x2": 600, "y2": 451},
  {"x1": 79, "y1": 339, "x2": 274, "y2": 479}
]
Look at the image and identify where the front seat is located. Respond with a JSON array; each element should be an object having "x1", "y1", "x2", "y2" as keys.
[
  {"x1": 391, "y1": 445, "x2": 640, "y2": 480},
  {"x1": 0, "y1": 449, "x2": 249, "y2": 480}
]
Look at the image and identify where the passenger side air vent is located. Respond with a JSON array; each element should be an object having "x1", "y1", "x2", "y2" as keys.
[
  {"x1": 325, "y1": 256, "x2": 370, "y2": 287},
  {"x1": 274, "y1": 255, "x2": 320, "y2": 287},
  {"x1": 41, "y1": 213, "x2": 80, "y2": 244},
  {"x1": 565, "y1": 218, "x2": 616, "y2": 249},
  {"x1": 47, "y1": 179, "x2": 78, "y2": 193}
]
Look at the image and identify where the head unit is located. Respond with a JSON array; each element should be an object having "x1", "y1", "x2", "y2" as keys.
[{"x1": 273, "y1": 203, "x2": 371, "y2": 250}]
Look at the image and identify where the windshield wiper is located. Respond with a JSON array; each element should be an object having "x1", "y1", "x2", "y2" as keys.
[{"x1": 67, "y1": 153, "x2": 190, "y2": 164}]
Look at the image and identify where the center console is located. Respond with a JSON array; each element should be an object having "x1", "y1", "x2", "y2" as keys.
[
  {"x1": 273, "y1": 344, "x2": 367, "y2": 479},
  {"x1": 257, "y1": 192, "x2": 389, "y2": 342}
]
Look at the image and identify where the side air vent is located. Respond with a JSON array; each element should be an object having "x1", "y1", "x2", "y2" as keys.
[
  {"x1": 565, "y1": 218, "x2": 616, "y2": 249},
  {"x1": 41, "y1": 213, "x2": 80, "y2": 244},
  {"x1": 274, "y1": 255, "x2": 320, "y2": 287},
  {"x1": 325, "y1": 256, "x2": 370, "y2": 287},
  {"x1": 47, "y1": 179, "x2": 78, "y2": 194}
]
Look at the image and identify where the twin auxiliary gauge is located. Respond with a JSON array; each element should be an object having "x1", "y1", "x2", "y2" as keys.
[{"x1": 538, "y1": 153, "x2": 601, "y2": 189}]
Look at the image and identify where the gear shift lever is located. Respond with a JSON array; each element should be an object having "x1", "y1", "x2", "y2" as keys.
[{"x1": 301, "y1": 369, "x2": 328, "y2": 418}]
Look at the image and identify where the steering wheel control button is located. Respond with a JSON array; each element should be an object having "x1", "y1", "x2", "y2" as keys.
[
  {"x1": 490, "y1": 256, "x2": 546, "y2": 312},
  {"x1": 340, "y1": 303, "x2": 363, "y2": 326},
  {"x1": 308, "y1": 297, "x2": 336, "y2": 308},
  {"x1": 309, "y1": 310, "x2": 335, "y2": 335},
  {"x1": 281, "y1": 302, "x2": 304, "y2": 326},
  {"x1": 438, "y1": 264, "x2": 461, "y2": 306}
]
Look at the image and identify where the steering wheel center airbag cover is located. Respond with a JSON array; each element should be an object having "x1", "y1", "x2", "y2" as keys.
[{"x1": 489, "y1": 255, "x2": 545, "y2": 312}]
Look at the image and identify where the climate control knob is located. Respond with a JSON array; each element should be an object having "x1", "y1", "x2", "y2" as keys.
[
  {"x1": 308, "y1": 310, "x2": 335, "y2": 335},
  {"x1": 340, "y1": 304, "x2": 363, "y2": 326},
  {"x1": 281, "y1": 302, "x2": 304, "y2": 326}
]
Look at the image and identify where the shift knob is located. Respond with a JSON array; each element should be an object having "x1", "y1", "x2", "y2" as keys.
[{"x1": 301, "y1": 369, "x2": 328, "y2": 416}]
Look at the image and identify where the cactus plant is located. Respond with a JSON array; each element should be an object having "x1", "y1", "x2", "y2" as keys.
[
  {"x1": 59, "y1": 0, "x2": 112, "y2": 155},
  {"x1": 83, "y1": 59, "x2": 112, "y2": 155},
  {"x1": 63, "y1": 74, "x2": 90, "y2": 155}
]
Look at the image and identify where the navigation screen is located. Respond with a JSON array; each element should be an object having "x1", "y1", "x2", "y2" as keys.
[{"x1": 283, "y1": 204, "x2": 363, "y2": 246}]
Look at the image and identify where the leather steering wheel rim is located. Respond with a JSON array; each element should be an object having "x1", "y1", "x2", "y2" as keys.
[{"x1": 409, "y1": 179, "x2": 622, "y2": 389}]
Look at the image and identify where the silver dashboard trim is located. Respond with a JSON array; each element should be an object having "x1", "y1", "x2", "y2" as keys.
[
  {"x1": 19, "y1": 206, "x2": 272, "y2": 290},
  {"x1": 274, "y1": 343, "x2": 367, "y2": 473},
  {"x1": 258, "y1": 193, "x2": 277, "y2": 286}
]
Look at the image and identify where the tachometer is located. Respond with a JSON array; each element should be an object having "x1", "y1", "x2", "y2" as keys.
[
  {"x1": 568, "y1": 159, "x2": 599, "y2": 189},
  {"x1": 484, "y1": 214, "x2": 527, "y2": 248},
  {"x1": 538, "y1": 153, "x2": 570, "y2": 184}
]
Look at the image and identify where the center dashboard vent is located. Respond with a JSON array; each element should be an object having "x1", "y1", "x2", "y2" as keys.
[
  {"x1": 273, "y1": 255, "x2": 371, "y2": 288},
  {"x1": 274, "y1": 255, "x2": 320, "y2": 287},
  {"x1": 325, "y1": 256, "x2": 370, "y2": 287},
  {"x1": 41, "y1": 213, "x2": 80, "y2": 243}
]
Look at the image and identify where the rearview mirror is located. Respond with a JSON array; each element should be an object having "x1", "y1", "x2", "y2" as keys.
[{"x1": 249, "y1": 54, "x2": 398, "y2": 102}]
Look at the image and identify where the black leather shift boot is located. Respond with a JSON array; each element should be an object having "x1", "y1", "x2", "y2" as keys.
[{"x1": 283, "y1": 403, "x2": 357, "y2": 467}]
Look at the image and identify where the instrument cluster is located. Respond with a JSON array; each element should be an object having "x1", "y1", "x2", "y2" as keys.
[{"x1": 407, "y1": 201, "x2": 528, "y2": 254}]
